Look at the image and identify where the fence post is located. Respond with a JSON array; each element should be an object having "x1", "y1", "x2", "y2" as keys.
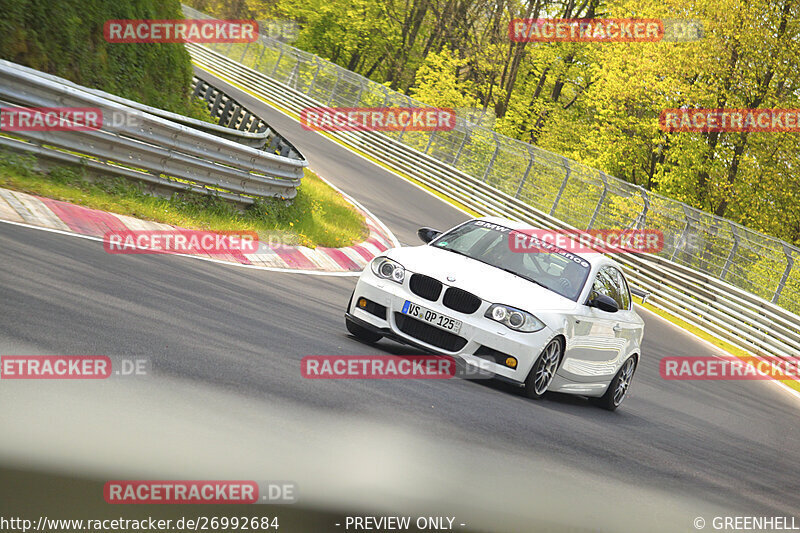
[
  {"x1": 239, "y1": 42, "x2": 251, "y2": 63},
  {"x1": 253, "y1": 42, "x2": 268, "y2": 71},
  {"x1": 719, "y1": 223, "x2": 739, "y2": 281},
  {"x1": 424, "y1": 130, "x2": 437, "y2": 154},
  {"x1": 550, "y1": 158, "x2": 571, "y2": 215},
  {"x1": 634, "y1": 187, "x2": 650, "y2": 229},
  {"x1": 286, "y1": 61, "x2": 300, "y2": 88},
  {"x1": 327, "y1": 70, "x2": 342, "y2": 105},
  {"x1": 397, "y1": 96, "x2": 413, "y2": 142},
  {"x1": 671, "y1": 207, "x2": 693, "y2": 261},
  {"x1": 773, "y1": 245, "x2": 795, "y2": 304},
  {"x1": 481, "y1": 132, "x2": 500, "y2": 182},
  {"x1": 514, "y1": 152, "x2": 535, "y2": 198},
  {"x1": 271, "y1": 46, "x2": 285, "y2": 76},
  {"x1": 354, "y1": 81, "x2": 365, "y2": 107},
  {"x1": 307, "y1": 60, "x2": 322, "y2": 95},
  {"x1": 452, "y1": 128, "x2": 470, "y2": 167},
  {"x1": 587, "y1": 173, "x2": 608, "y2": 229}
]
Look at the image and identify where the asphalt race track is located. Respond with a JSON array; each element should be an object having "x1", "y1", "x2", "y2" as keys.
[{"x1": 0, "y1": 68, "x2": 798, "y2": 532}]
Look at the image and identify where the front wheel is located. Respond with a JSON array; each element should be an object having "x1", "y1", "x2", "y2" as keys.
[
  {"x1": 524, "y1": 338, "x2": 562, "y2": 399},
  {"x1": 593, "y1": 356, "x2": 637, "y2": 411}
]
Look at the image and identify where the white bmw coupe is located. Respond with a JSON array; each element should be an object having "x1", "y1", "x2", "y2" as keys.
[{"x1": 345, "y1": 217, "x2": 645, "y2": 410}]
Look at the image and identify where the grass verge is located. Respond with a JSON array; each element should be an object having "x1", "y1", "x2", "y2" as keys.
[
  {"x1": 636, "y1": 298, "x2": 800, "y2": 394},
  {"x1": 0, "y1": 151, "x2": 368, "y2": 249}
]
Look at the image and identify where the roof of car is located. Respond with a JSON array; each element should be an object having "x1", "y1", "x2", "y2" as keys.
[{"x1": 474, "y1": 216, "x2": 620, "y2": 269}]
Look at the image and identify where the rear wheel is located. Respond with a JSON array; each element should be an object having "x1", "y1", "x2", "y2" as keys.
[
  {"x1": 592, "y1": 356, "x2": 637, "y2": 411},
  {"x1": 524, "y1": 339, "x2": 562, "y2": 399}
]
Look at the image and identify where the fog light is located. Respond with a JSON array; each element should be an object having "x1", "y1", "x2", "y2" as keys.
[
  {"x1": 358, "y1": 298, "x2": 367, "y2": 308},
  {"x1": 505, "y1": 357, "x2": 517, "y2": 368}
]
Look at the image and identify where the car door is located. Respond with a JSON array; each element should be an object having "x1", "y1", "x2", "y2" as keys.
[
  {"x1": 605, "y1": 266, "x2": 641, "y2": 362},
  {"x1": 562, "y1": 267, "x2": 627, "y2": 380}
]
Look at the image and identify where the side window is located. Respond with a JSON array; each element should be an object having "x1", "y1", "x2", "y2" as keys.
[
  {"x1": 590, "y1": 268, "x2": 616, "y2": 301},
  {"x1": 590, "y1": 267, "x2": 628, "y2": 310},
  {"x1": 608, "y1": 267, "x2": 631, "y2": 310}
]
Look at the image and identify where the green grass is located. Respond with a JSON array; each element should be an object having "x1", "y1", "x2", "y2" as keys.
[{"x1": 0, "y1": 151, "x2": 368, "y2": 249}]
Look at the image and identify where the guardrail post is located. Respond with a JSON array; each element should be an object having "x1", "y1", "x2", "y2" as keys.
[
  {"x1": 549, "y1": 158, "x2": 571, "y2": 215},
  {"x1": 220, "y1": 99, "x2": 235, "y2": 126},
  {"x1": 514, "y1": 153, "x2": 535, "y2": 198},
  {"x1": 719, "y1": 223, "x2": 739, "y2": 280},
  {"x1": 203, "y1": 85, "x2": 214, "y2": 104},
  {"x1": 210, "y1": 92, "x2": 224, "y2": 118},
  {"x1": 773, "y1": 245, "x2": 795, "y2": 303},
  {"x1": 587, "y1": 173, "x2": 608, "y2": 229},
  {"x1": 191, "y1": 80, "x2": 205, "y2": 98},
  {"x1": 480, "y1": 132, "x2": 500, "y2": 182}
]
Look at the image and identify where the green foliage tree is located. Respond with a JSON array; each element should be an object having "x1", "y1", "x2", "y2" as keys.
[{"x1": 183, "y1": 0, "x2": 800, "y2": 248}]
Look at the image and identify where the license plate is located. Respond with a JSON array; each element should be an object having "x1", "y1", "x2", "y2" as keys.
[{"x1": 401, "y1": 300, "x2": 462, "y2": 334}]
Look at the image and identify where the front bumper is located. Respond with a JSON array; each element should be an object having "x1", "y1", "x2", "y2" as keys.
[{"x1": 347, "y1": 268, "x2": 556, "y2": 383}]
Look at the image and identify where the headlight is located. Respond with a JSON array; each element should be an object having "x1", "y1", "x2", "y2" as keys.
[
  {"x1": 371, "y1": 257, "x2": 405, "y2": 284},
  {"x1": 485, "y1": 304, "x2": 545, "y2": 332}
]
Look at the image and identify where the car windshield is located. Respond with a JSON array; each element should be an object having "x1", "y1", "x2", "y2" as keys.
[{"x1": 431, "y1": 220, "x2": 591, "y2": 301}]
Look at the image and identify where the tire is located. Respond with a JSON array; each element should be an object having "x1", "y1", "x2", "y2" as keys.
[
  {"x1": 592, "y1": 356, "x2": 637, "y2": 411},
  {"x1": 345, "y1": 316, "x2": 383, "y2": 343},
  {"x1": 524, "y1": 338, "x2": 563, "y2": 399}
]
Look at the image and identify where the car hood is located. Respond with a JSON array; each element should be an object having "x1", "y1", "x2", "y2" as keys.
[{"x1": 385, "y1": 245, "x2": 578, "y2": 313}]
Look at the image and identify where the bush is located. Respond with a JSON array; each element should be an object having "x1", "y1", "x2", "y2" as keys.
[{"x1": 0, "y1": 0, "x2": 196, "y2": 115}]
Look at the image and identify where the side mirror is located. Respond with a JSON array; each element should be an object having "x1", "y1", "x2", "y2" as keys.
[
  {"x1": 588, "y1": 294, "x2": 619, "y2": 313},
  {"x1": 418, "y1": 227, "x2": 442, "y2": 244}
]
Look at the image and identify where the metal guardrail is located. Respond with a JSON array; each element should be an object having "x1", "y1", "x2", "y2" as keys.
[
  {"x1": 191, "y1": 76, "x2": 303, "y2": 159},
  {"x1": 187, "y1": 42, "x2": 800, "y2": 362},
  {"x1": 181, "y1": 4, "x2": 799, "y2": 319},
  {"x1": 0, "y1": 59, "x2": 306, "y2": 204}
]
